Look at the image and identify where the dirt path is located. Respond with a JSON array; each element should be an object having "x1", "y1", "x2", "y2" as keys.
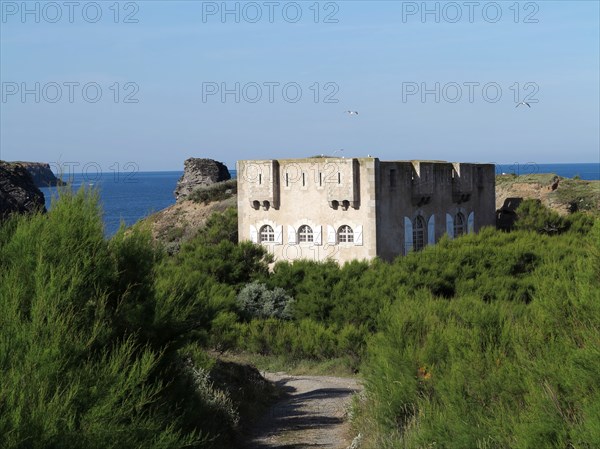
[{"x1": 243, "y1": 372, "x2": 362, "y2": 449}]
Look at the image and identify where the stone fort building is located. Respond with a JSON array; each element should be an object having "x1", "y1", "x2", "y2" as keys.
[{"x1": 237, "y1": 158, "x2": 496, "y2": 263}]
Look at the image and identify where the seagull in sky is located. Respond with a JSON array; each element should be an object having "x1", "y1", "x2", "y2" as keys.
[
  {"x1": 344, "y1": 110, "x2": 359, "y2": 115},
  {"x1": 516, "y1": 101, "x2": 531, "y2": 108}
]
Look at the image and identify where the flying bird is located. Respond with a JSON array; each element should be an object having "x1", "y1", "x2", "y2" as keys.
[
  {"x1": 344, "y1": 110, "x2": 359, "y2": 115},
  {"x1": 516, "y1": 101, "x2": 531, "y2": 108}
]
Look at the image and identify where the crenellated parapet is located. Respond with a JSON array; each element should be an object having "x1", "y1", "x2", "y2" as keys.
[
  {"x1": 410, "y1": 161, "x2": 435, "y2": 206},
  {"x1": 326, "y1": 158, "x2": 360, "y2": 209},
  {"x1": 452, "y1": 163, "x2": 474, "y2": 204},
  {"x1": 238, "y1": 159, "x2": 280, "y2": 210},
  {"x1": 450, "y1": 163, "x2": 495, "y2": 204}
]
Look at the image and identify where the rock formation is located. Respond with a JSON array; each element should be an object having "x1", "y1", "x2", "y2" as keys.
[
  {"x1": 175, "y1": 158, "x2": 231, "y2": 201},
  {"x1": 0, "y1": 161, "x2": 46, "y2": 220},
  {"x1": 13, "y1": 162, "x2": 64, "y2": 187},
  {"x1": 495, "y1": 173, "x2": 600, "y2": 217}
]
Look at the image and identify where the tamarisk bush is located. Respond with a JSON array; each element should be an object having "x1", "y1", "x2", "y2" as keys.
[{"x1": 0, "y1": 190, "x2": 243, "y2": 449}]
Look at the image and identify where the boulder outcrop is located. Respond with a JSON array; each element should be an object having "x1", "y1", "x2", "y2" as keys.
[
  {"x1": 495, "y1": 173, "x2": 600, "y2": 219},
  {"x1": 175, "y1": 158, "x2": 231, "y2": 201},
  {"x1": 13, "y1": 162, "x2": 64, "y2": 187},
  {"x1": 0, "y1": 161, "x2": 46, "y2": 220}
]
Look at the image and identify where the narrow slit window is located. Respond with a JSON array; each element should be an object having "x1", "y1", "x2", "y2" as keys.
[
  {"x1": 319, "y1": 172, "x2": 322, "y2": 186},
  {"x1": 302, "y1": 172, "x2": 306, "y2": 187},
  {"x1": 258, "y1": 173, "x2": 262, "y2": 185},
  {"x1": 286, "y1": 173, "x2": 289, "y2": 187},
  {"x1": 337, "y1": 173, "x2": 341, "y2": 184}
]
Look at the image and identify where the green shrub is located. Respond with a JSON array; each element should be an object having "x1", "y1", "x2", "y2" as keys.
[
  {"x1": 194, "y1": 207, "x2": 239, "y2": 245},
  {"x1": 0, "y1": 189, "x2": 249, "y2": 449},
  {"x1": 233, "y1": 318, "x2": 367, "y2": 366},
  {"x1": 209, "y1": 311, "x2": 240, "y2": 352},
  {"x1": 355, "y1": 221, "x2": 600, "y2": 449},
  {"x1": 188, "y1": 179, "x2": 237, "y2": 205},
  {"x1": 237, "y1": 282, "x2": 294, "y2": 320},
  {"x1": 514, "y1": 199, "x2": 568, "y2": 234}
]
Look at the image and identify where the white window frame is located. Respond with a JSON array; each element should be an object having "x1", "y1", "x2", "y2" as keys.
[
  {"x1": 337, "y1": 225, "x2": 354, "y2": 243},
  {"x1": 413, "y1": 216, "x2": 426, "y2": 251},
  {"x1": 259, "y1": 224, "x2": 275, "y2": 243},
  {"x1": 298, "y1": 225, "x2": 314, "y2": 243},
  {"x1": 454, "y1": 212, "x2": 466, "y2": 237}
]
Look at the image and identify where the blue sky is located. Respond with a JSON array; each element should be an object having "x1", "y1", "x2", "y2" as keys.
[{"x1": 1, "y1": 1, "x2": 599, "y2": 171}]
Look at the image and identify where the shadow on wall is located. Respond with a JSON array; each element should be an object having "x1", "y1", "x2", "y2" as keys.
[{"x1": 496, "y1": 197, "x2": 523, "y2": 231}]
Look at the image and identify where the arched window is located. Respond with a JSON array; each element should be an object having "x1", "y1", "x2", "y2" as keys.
[
  {"x1": 338, "y1": 225, "x2": 354, "y2": 243},
  {"x1": 259, "y1": 225, "x2": 275, "y2": 243},
  {"x1": 298, "y1": 225, "x2": 313, "y2": 243},
  {"x1": 413, "y1": 216, "x2": 426, "y2": 251},
  {"x1": 454, "y1": 213, "x2": 466, "y2": 237}
]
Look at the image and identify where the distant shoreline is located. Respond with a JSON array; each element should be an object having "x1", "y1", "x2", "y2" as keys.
[{"x1": 46, "y1": 163, "x2": 600, "y2": 181}]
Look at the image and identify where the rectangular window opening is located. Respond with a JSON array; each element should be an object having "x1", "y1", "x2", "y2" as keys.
[
  {"x1": 337, "y1": 173, "x2": 341, "y2": 184},
  {"x1": 302, "y1": 172, "x2": 306, "y2": 187},
  {"x1": 285, "y1": 173, "x2": 289, "y2": 187}
]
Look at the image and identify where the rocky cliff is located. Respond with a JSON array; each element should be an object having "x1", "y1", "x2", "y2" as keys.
[
  {"x1": 13, "y1": 162, "x2": 64, "y2": 187},
  {"x1": 496, "y1": 173, "x2": 600, "y2": 215},
  {"x1": 0, "y1": 161, "x2": 46, "y2": 220},
  {"x1": 175, "y1": 158, "x2": 231, "y2": 201},
  {"x1": 496, "y1": 173, "x2": 600, "y2": 230}
]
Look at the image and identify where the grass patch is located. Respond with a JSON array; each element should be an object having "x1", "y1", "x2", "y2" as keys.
[
  {"x1": 496, "y1": 173, "x2": 558, "y2": 185},
  {"x1": 496, "y1": 173, "x2": 600, "y2": 214},
  {"x1": 188, "y1": 179, "x2": 237, "y2": 205},
  {"x1": 553, "y1": 178, "x2": 600, "y2": 212},
  {"x1": 217, "y1": 352, "x2": 358, "y2": 378},
  {"x1": 165, "y1": 225, "x2": 185, "y2": 242}
]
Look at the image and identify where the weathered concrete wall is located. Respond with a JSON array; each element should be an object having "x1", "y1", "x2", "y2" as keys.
[
  {"x1": 238, "y1": 158, "x2": 377, "y2": 264},
  {"x1": 376, "y1": 161, "x2": 496, "y2": 261},
  {"x1": 238, "y1": 157, "x2": 495, "y2": 264}
]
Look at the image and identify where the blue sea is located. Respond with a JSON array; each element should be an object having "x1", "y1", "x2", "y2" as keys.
[
  {"x1": 40, "y1": 164, "x2": 598, "y2": 237},
  {"x1": 494, "y1": 162, "x2": 599, "y2": 179},
  {"x1": 41, "y1": 171, "x2": 186, "y2": 236}
]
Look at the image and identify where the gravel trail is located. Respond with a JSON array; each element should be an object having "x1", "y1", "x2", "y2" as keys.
[{"x1": 243, "y1": 373, "x2": 362, "y2": 449}]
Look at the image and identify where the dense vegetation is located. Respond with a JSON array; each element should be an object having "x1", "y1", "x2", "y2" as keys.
[
  {"x1": 356, "y1": 218, "x2": 600, "y2": 448},
  {"x1": 1, "y1": 188, "x2": 598, "y2": 448},
  {"x1": 0, "y1": 191, "x2": 270, "y2": 449},
  {"x1": 188, "y1": 179, "x2": 237, "y2": 205},
  {"x1": 159, "y1": 199, "x2": 599, "y2": 448}
]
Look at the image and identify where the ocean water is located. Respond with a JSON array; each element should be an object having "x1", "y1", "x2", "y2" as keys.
[
  {"x1": 41, "y1": 171, "x2": 185, "y2": 236},
  {"x1": 495, "y1": 162, "x2": 599, "y2": 179},
  {"x1": 40, "y1": 164, "x2": 598, "y2": 237}
]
